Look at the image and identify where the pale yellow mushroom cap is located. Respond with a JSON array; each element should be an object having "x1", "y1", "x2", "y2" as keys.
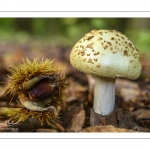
[{"x1": 70, "y1": 29, "x2": 142, "y2": 80}]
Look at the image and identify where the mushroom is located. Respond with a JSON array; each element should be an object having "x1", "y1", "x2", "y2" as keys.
[{"x1": 70, "y1": 29, "x2": 142, "y2": 115}]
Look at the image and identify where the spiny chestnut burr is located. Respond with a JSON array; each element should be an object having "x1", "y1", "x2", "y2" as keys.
[{"x1": 5, "y1": 58, "x2": 67, "y2": 128}]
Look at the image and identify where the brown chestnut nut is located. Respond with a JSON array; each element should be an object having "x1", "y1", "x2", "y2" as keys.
[{"x1": 28, "y1": 81, "x2": 56, "y2": 101}]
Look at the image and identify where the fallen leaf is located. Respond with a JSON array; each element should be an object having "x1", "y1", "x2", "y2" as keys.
[
  {"x1": 120, "y1": 88, "x2": 140, "y2": 102},
  {"x1": 69, "y1": 110, "x2": 85, "y2": 132},
  {"x1": 79, "y1": 125, "x2": 135, "y2": 132}
]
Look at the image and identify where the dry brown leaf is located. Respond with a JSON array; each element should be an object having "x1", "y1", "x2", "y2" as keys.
[
  {"x1": 90, "y1": 108, "x2": 141, "y2": 131},
  {"x1": 79, "y1": 125, "x2": 135, "y2": 132},
  {"x1": 36, "y1": 128, "x2": 58, "y2": 132},
  {"x1": 120, "y1": 88, "x2": 140, "y2": 102},
  {"x1": 116, "y1": 79, "x2": 139, "y2": 92},
  {"x1": 69, "y1": 110, "x2": 85, "y2": 132},
  {"x1": 133, "y1": 109, "x2": 150, "y2": 118}
]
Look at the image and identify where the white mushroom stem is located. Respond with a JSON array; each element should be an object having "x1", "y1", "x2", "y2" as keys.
[{"x1": 93, "y1": 76, "x2": 116, "y2": 115}]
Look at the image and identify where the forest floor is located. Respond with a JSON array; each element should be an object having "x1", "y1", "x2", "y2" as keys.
[{"x1": 0, "y1": 39, "x2": 150, "y2": 132}]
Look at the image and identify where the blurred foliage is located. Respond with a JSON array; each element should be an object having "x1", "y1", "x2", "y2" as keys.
[
  {"x1": 125, "y1": 29, "x2": 150, "y2": 54},
  {"x1": 0, "y1": 18, "x2": 149, "y2": 54}
]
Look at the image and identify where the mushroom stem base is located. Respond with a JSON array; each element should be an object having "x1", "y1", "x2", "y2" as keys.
[{"x1": 94, "y1": 76, "x2": 116, "y2": 115}]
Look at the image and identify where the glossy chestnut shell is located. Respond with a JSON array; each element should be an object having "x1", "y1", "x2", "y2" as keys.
[{"x1": 29, "y1": 81, "x2": 54, "y2": 101}]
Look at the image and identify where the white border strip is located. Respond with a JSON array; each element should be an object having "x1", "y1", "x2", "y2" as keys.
[
  {"x1": 0, "y1": 133, "x2": 150, "y2": 139},
  {"x1": 0, "y1": 0, "x2": 149, "y2": 12},
  {"x1": 0, "y1": 12, "x2": 150, "y2": 17}
]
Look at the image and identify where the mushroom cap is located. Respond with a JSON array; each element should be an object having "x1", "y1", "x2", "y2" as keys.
[{"x1": 70, "y1": 29, "x2": 142, "y2": 80}]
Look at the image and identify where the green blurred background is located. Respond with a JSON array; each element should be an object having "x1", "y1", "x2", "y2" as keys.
[{"x1": 0, "y1": 18, "x2": 150, "y2": 55}]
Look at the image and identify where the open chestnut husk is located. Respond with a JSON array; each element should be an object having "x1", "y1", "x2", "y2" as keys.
[{"x1": 4, "y1": 58, "x2": 67, "y2": 128}]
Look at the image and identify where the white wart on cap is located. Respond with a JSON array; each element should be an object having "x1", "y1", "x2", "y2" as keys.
[{"x1": 70, "y1": 29, "x2": 141, "y2": 80}]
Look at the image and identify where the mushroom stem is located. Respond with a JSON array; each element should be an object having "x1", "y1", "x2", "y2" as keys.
[{"x1": 93, "y1": 76, "x2": 116, "y2": 115}]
